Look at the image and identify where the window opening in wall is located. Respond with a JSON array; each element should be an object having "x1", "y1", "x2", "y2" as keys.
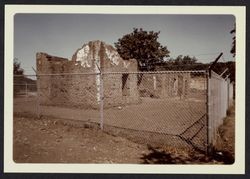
[{"x1": 122, "y1": 74, "x2": 129, "y2": 96}]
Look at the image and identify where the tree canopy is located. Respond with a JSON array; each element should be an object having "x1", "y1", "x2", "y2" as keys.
[
  {"x1": 155, "y1": 55, "x2": 202, "y2": 71},
  {"x1": 14, "y1": 58, "x2": 24, "y2": 96},
  {"x1": 230, "y1": 25, "x2": 236, "y2": 57},
  {"x1": 169, "y1": 55, "x2": 197, "y2": 65},
  {"x1": 115, "y1": 28, "x2": 170, "y2": 71},
  {"x1": 14, "y1": 58, "x2": 24, "y2": 75}
]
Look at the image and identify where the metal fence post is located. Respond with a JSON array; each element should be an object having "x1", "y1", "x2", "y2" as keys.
[
  {"x1": 100, "y1": 72, "x2": 104, "y2": 130},
  {"x1": 206, "y1": 70, "x2": 211, "y2": 155},
  {"x1": 36, "y1": 75, "x2": 41, "y2": 118},
  {"x1": 25, "y1": 82, "x2": 28, "y2": 99},
  {"x1": 227, "y1": 79, "x2": 230, "y2": 109}
]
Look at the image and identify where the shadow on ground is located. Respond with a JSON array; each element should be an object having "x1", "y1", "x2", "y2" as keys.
[{"x1": 140, "y1": 145, "x2": 234, "y2": 164}]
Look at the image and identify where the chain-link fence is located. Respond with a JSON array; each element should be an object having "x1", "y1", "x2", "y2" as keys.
[
  {"x1": 208, "y1": 70, "x2": 234, "y2": 147},
  {"x1": 13, "y1": 70, "x2": 234, "y2": 153},
  {"x1": 101, "y1": 71, "x2": 208, "y2": 152}
]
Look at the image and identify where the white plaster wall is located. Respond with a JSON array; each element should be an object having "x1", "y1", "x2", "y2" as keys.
[
  {"x1": 105, "y1": 47, "x2": 120, "y2": 66},
  {"x1": 75, "y1": 41, "x2": 129, "y2": 104},
  {"x1": 76, "y1": 45, "x2": 91, "y2": 67},
  {"x1": 94, "y1": 44, "x2": 101, "y2": 104}
]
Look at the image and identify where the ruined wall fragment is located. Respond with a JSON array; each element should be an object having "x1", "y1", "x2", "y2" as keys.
[{"x1": 37, "y1": 40, "x2": 140, "y2": 109}]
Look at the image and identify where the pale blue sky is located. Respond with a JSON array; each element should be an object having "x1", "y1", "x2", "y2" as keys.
[{"x1": 14, "y1": 14, "x2": 235, "y2": 75}]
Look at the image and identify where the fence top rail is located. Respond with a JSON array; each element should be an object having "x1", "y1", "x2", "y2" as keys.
[
  {"x1": 103, "y1": 70, "x2": 207, "y2": 74},
  {"x1": 14, "y1": 70, "x2": 207, "y2": 77}
]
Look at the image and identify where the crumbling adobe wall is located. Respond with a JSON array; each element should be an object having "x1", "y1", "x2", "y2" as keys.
[
  {"x1": 37, "y1": 40, "x2": 140, "y2": 109},
  {"x1": 139, "y1": 73, "x2": 191, "y2": 99},
  {"x1": 36, "y1": 53, "x2": 97, "y2": 108},
  {"x1": 36, "y1": 53, "x2": 69, "y2": 106},
  {"x1": 72, "y1": 41, "x2": 140, "y2": 107}
]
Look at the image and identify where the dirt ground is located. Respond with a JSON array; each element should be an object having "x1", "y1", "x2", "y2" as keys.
[
  {"x1": 14, "y1": 95, "x2": 208, "y2": 152},
  {"x1": 213, "y1": 105, "x2": 235, "y2": 163},
  {"x1": 13, "y1": 115, "x2": 149, "y2": 163},
  {"x1": 14, "y1": 96, "x2": 206, "y2": 135},
  {"x1": 13, "y1": 106, "x2": 235, "y2": 164}
]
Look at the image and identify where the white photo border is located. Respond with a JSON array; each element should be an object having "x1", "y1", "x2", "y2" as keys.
[{"x1": 4, "y1": 5, "x2": 246, "y2": 174}]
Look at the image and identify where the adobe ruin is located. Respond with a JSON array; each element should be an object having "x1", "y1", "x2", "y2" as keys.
[
  {"x1": 36, "y1": 40, "x2": 191, "y2": 109},
  {"x1": 36, "y1": 40, "x2": 140, "y2": 108},
  {"x1": 139, "y1": 73, "x2": 191, "y2": 99}
]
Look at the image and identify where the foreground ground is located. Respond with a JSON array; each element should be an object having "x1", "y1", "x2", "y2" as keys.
[
  {"x1": 14, "y1": 96, "x2": 208, "y2": 152},
  {"x1": 214, "y1": 105, "x2": 235, "y2": 162},
  {"x1": 13, "y1": 105, "x2": 235, "y2": 164}
]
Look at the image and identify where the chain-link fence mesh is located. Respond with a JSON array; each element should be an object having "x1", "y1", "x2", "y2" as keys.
[
  {"x1": 13, "y1": 70, "x2": 234, "y2": 153},
  {"x1": 14, "y1": 76, "x2": 38, "y2": 115},
  {"x1": 102, "y1": 71, "x2": 208, "y2": 151},
  {"x1": 14, "y1": 74, "x2": 101, "y2": 127},
  {"x1": 208, "y1": 70, "x2": 234, "y2": 146}
]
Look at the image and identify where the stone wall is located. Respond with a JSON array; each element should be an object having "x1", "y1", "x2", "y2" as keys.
[{"x1": 36, "y1": 40, "x2": 140, "y2": 109}]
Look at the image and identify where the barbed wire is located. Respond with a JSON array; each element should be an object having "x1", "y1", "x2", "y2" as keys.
[
  {"x1": 190, "y1": 52, "x2": 222, "y2": 57},
  {"x1": 14, "y1": 70, "x2": 207, "y2": 77}
]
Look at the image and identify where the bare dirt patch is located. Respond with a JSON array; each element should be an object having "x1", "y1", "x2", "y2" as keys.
[
  {"x1": 13, "y1": 116, "x2": 149, "y2": 163},
  {"x1": 13, "y1": 113, "x2": 234, "y2": 164}
]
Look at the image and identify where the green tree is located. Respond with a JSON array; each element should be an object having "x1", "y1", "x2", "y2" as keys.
[
  {"x1": 14, "y1": 58, "x2": 24, "y2": 75},
  {"x1": 14, "y1": 58, "x2": 24, "y2": 96},
  {"x1": 230, "y1": 25, "x2": 236, "y2": 57},
  {"x1": 115, "y1": 28, "x2": 170, "y2": 71},
  {"x1": 182, "y1": 55, "x2": 197, "y2": 65},
  {"x1": 161, "y1": 55, "x2": 198, "y2": 70}
]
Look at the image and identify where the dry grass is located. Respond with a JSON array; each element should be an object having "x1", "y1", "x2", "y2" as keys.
[{"x1": 213, "y1": 104, "x2": 235, "y2": 163}]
